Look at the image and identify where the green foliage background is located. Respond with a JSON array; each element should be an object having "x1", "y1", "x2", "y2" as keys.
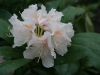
[{"x1": 0, "y1": 0, "x2": 100, "y2": 75}]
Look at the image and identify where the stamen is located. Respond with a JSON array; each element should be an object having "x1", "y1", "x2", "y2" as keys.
[
  {"x1": 37, "y1": 25, "x2": 40, "y2": 37},
  {"x1": 37, "y1": 53, "x2": 41, "y2": 63},
  {"x1": 68, "y1": 44, "x2": 71, "y2": 47},
  {"x1": 8, "y1": 26, "x2": 11, "y2": 31},
  {"x1": 40, "y1": 26, "x2": 44, "y2": 37},
  {"x1": 6, "y1": 32, "x2": 13, "y2": 37},
  {"x1": 19, "y1": 11, "x2": 21, "y2": 14}
]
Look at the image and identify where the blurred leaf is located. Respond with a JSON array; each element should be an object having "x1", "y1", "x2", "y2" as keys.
[
  {"x1": 0, "y1": 19, "x2": 13, "y2": 44},
  {"x1": 79, "y1": 71, "x2": 89, "y2": 75},
  {"x1": 87, "y1": 3, "x2": 100, "y2": 10},
  {"x1": 25, "y1": 73, "x2": 36, "y2": 75},
  {"x1": 87, "y1": 12, "x2": 95, "y2": 18},
  {"x1": 33, "y1": 68, "x2": 49, "y2": 75},
  {"x1": 0, "y1": 9, "x2": 12, "y2": 22},
  {"x1": 0, "y1": 58, "x2": 30, "y2": 75},
  {"x1": 0, "y1": 40, "x2": 10, "y2": 46},
  {"x1": 0, "y1": 46, "x2": 22, "y2": 58},
  {"x1": 75, "y1": 18, "x2": 86, "y2": 33},
  {"x1": 58, "y1": 0, "x2": 66, "y2": 10},
  {"x1": 54, "y1": 63, "x2": 79, "y2": 75},
  {"x1": 62, "y1": 6, "x2": 85, "y2": 23},
  {"x1": 45, "y1": 1, "x2": 59, "y2": 11},
  {"x1": 85, "y1": 13, "x2": 94, "y2": 32}
]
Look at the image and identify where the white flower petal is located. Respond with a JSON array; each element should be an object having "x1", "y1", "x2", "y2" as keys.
[
  {"x1": 40, "y1": 32, "x2": 56, "y2": 58},
  {"x1": 48, "y1": 8, "x2": 63, "y2": 22},
  {"x1": 9, "y1": 14, "x2": 22, "y2": 26},
  {"x1": 28, "y1": 4, "x2": 37, "y2": 10},
  {"x1": 37, "y1": 5, "x2": 47, "y2": 26},
  {"x1": 21, "y1": 4, "x2": 38, "y2": 22},
  {"x1": 42, "y1": 51, "x2": 54, "y2": 68},
  {"x1": 21, "y1": 9, "x2": 37, "y2": 21},
  {"x1": 23, "y1": 46, "x2": 40, "y2": 59},
  {"x1": 52, "y1": 34, "x2": 70, "y2": 56}
]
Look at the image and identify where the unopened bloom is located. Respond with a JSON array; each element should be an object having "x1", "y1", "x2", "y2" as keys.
[{"x1": 9, "y1": 4, "x2": 74, "y2": 68}]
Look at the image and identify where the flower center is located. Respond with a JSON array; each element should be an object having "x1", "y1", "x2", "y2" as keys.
[{"x1": 34, "y1": 25, "x2": 44, "y2": 37}]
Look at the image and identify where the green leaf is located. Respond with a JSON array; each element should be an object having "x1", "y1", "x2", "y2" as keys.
[
  {"x1": 54, "y1": 63, "x2": 79, "y2": 75},
  {"x1": 0, "y1": 46, "x2": 23, "y2": 58},
  {"x1": 85, "y1": 13, "x2": 94, "y2": 32},
  {"x1": 0, "y1": 9, "x2": 12, "y2": 22},
  {"x1": 87, "y1": 3, "x2": 100, "y2": 10},
  {"x1": 75, "y1": 18, "x2": 86, "y2": 32},
  {"x1": 58, "y1": 0, "x2": 66, "y2": 10},
  {"x1": 62, "y1": 6, "x2": 85, "y2": 22},
  {"x1": 58, "y1": 0, "x2": 76, "y2": 10},
  {"x1": 45, "y1": 1, "x2": 59, "y2": 11},
  {"x1": 73, "y1": 33, "x2": 100, "y2": 71},
  {"x1": 79, "y1": 71, "x2": 89, "y2": 75},
  {"x1": 0, "y1": 19, "x2": 13, "y2": 44},
  {"x1": 0, "y1": 58, "x2": 30, "y2": 75}
]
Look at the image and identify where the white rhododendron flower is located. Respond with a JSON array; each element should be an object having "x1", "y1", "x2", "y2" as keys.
[{"x1": 9, "y1": 4, "x2": 74, "y2": 68}]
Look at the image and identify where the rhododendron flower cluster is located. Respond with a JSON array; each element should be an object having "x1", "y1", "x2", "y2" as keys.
[{"x1": 9, "y1": 4, "x2": 74, "y2": 68}]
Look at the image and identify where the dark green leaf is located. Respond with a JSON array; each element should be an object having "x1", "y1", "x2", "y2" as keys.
[
  {"x1": 0, "y1": 46, "x2": 23, "y2": 58},
  {"x1": 45, "y1": 1, "x2": 59, "y2": 11},
  {"x1": 54, "y1": 63, "x2": 79, "y2": 75},
  {"x1": 62, "y1": 6, "x2": 85, "y2": 22},
  {"x1": 85, "y1": 13, "x2": 94, "y2": 32},
  {"x1": 72, "y1": 33, "x2": 100, "y2": 71},
  {"x1": 0, "y1": 19, "x2": 13, "y2": 44},
  {"x1": 0, "y1": 9, "x2": 12, "y2": 22},
  {"x1": 0, "y1": 58, "x2": 30, "y2": 75}
]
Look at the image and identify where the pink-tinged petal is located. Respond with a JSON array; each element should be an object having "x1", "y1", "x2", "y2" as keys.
[{"x1": 52, "y1": 34, "x2": 70, "y2": 56}]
